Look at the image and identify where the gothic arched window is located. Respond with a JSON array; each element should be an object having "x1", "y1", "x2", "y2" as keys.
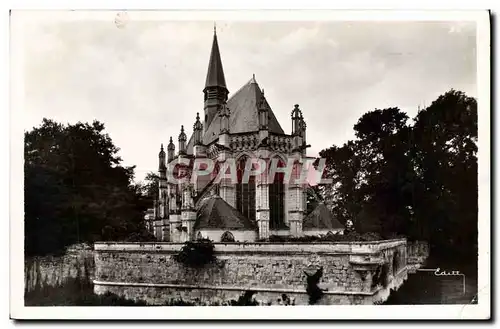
[
  {"x1": 221, "y1": 231, "x2": 235, "y2": 242},
  {"x1": 212, "y1": 161, "x2": 221, "y2": 196},
  {"x1": 269, "y1": 157, "x2": 286, "y2": 229},
  {"x1": 236, "y1": 156, "x2": 256, "y2": 221}
]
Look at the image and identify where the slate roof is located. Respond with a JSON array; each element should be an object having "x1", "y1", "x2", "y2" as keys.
[
  {"x1": 302, "y1": 203, "x2": 345, "y2": 230},
  {"x1": 187, "y1": 77, "x2": 285, "y2": 154},
  {"x1": 194, "y1": 195, "x2": 258, "y2": 231},
  {"x1": 204, "y1": 32, "x2": 227, "y2": 90}
]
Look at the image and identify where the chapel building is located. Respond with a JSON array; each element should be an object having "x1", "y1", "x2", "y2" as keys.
[{"x1": 146, "y1": 29, "x2": 344, "y2": 242}]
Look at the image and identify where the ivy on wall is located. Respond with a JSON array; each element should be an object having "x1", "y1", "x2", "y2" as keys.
[{"x1": 172, "y1": 239, "x2": 217, "y2": 268}]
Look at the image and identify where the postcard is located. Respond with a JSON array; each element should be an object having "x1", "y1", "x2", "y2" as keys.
[{"x1": 9, "y1": 9, "x2": 491, "y2": 320}]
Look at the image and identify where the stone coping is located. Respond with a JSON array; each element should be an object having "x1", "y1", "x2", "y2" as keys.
[
  {"x1": 94, "y1": 239, "x2": 406, "y2": 255},
  {"x1": 94, "y1": 238, "x2": 405, "y2": 246}
]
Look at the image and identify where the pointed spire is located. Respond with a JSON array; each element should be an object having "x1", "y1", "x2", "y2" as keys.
[
  {"x1": 167, "y1": 136, "x2": 174, "y2": 150},
  {"x1": 204, "y1": 29, "x2": 227, "y2": 90},
  {"x1": 258, "y1": 89, "x2": 268, "y2": 131},
  {"x1": 167, "y1": 137, "x2": 175, "y2": 162},
  {"x1": 179, "y1": 125, "x2": 187, "y2": 155},
  {"x1": 179, "y1": 125, "x2": 186, "y2": 141},
  {"x1": 193, "y1": 112, "x2": 203, "y2": 131},
  {"x1": 159, "y1": 143, "x2": 165, "y2": 157},
  {"x1": 159, "y1": 143, "x2": 166, "y2": 171},
  {"x1": 193, "y1": 112, "x2": 203, "y2": 146},
  {"x1": 258, "y1": 88, "x2": 267, "y2": 110},
  {"x1": 219, "y1": 103, "x2": 230, "y2": 135},
  {"x1": 292, "y1": 104, "x2": 303, "y2": 136}
]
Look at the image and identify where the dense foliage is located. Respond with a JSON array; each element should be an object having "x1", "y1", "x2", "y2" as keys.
[
  {"x1": 140, "y1": 171, "x2": 160, "y2": 203},
  {"x1": 173, "y1": 239, "x2": 218, "y2": 268},
  {"x1": 317, "y1": 90, "x2": 478, "y2": 260},
  {"x1": 256, "y1": 231, "x2": 392, "y2": 243},
  {"x1": 24, "y1": 119, "x2": 155, "y2": 256}
]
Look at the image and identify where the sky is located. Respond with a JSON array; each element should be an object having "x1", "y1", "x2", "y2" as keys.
[{"x1": 20, "y1": 15, "x2": 477, "y2": 182}]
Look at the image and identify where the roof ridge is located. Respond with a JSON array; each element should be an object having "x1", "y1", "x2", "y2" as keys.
[{"x1": 227, "y1": 77, "x2": 259, "y2": 103}]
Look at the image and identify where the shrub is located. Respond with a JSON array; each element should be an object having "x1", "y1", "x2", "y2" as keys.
[
  {"x1": 172, "y1": 239, "x2": 217, "y2": 268},
  {"x1": 255, "y1": 231, "x2": 389, "y2": 243}
]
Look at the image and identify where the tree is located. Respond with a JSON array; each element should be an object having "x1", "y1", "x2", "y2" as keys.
[
  {"x1": 318, "y1": 90, "x2": 478, "y2": 260},
  {"x1": 318, "y1": 141, "x2": 362, "y2": 228},
  {"x1": 352, "y1": 108, "x2": 414, "y2": 236},
  {"x1": 411, "y1": 90, "x2": 478, "y2": 258},
  {"x1": 139, "y1": 171, "x2": 159, "y2": 203},
  {"x1": 24, "y1": 119, "x2": 154, "y2": 256}
]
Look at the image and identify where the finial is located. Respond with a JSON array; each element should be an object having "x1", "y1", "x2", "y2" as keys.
[
  {"x1": 294, "y1": 104, "x2": 299, "y2": 109},
  {"x1": 262, "y1": 88, "x2": 265, "y2": 96},
  {"x1": 250, "y1": 73, "x2": 257, "y2": 84},
  {"x1": 214, "y1": 22, "x2": 216, "y2": 35},
  {"x1": 169, "y1": 136, "x2": 173, "y2": 143},
  {"x1": 196, "y1": 112, "x2": 200, "y2": 121},
  {"x1": 181, "y1": 125, "x2": 184, "y2": 133},
  {"x1": 161, "y1": 143, "x2": 164, "y2": 151}
]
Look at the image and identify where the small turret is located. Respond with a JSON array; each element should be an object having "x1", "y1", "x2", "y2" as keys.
[
  {"x1": 299, "y1": 117, "x2": 307, "y2": 141},
  {"x1": 167, "y1": 136, "x2": 175, "y2": 162},
  {"x1": 219, "y1": 103, "x2": 230, "y2": 135},
  {"x1": 178, "y1": 125, "x2": 187, "y2": 155},
  {"x1": 193, "y1": 112, "x2": 203, "y2": 145},
  {"x1": 258, "y1": 89, "x2": 269, "y2": 131},
  {"x1": 158, "y1": 143, "x2": 166, "y2": 171},
  {"x1": 291, "y1": 104, "x2": 303, "y2": 136},
  {"x1": 291, "y1": 104, "x2": 305, "y2": 154}
]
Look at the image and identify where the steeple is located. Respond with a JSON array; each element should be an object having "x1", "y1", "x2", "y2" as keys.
[
  {"x1": 204, "y1": 26, "x2": 227, "y2": 91},
  {"x1": 203, "y1": 27, "x2": 229, "y2": 131}
]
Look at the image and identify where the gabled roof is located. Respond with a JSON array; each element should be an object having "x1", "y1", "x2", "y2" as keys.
[
  {"x1": 186, "y1": 77, "x2": 285, "y2": 154},
  {"x1": 204, "y1": 31, "x2": 227, "y2": 91},
  {"x1": 303, "y1": 203, "x2": 345, "y2": 230},
  {"x1": 195, "y1": 195, "x2": 257, "y2": 231}
]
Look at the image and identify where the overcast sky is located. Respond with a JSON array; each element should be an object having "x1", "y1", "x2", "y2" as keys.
[{"x1": 21, "y1": 17, "x2": 477, "y2": 182}]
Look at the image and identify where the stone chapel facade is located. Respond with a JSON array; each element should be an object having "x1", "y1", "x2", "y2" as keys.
[{"x1": 146, "y1": 29, "x2": 344, "y2": 242}]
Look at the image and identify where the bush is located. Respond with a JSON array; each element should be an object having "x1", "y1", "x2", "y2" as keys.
[{"x1": 172, "y1": 239, "x2": 217, "y2": 268}]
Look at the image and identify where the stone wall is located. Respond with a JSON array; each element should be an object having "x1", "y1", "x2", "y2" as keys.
[
  {"x1": 24, "y1": 244, "x2": 94, "y2": 292},
  {"x1": 93, "y1": 239, "x2": 409, "y2": 305},
  {"x1": 406, "y1": 241, "x2": 430, "y2": 272}
]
